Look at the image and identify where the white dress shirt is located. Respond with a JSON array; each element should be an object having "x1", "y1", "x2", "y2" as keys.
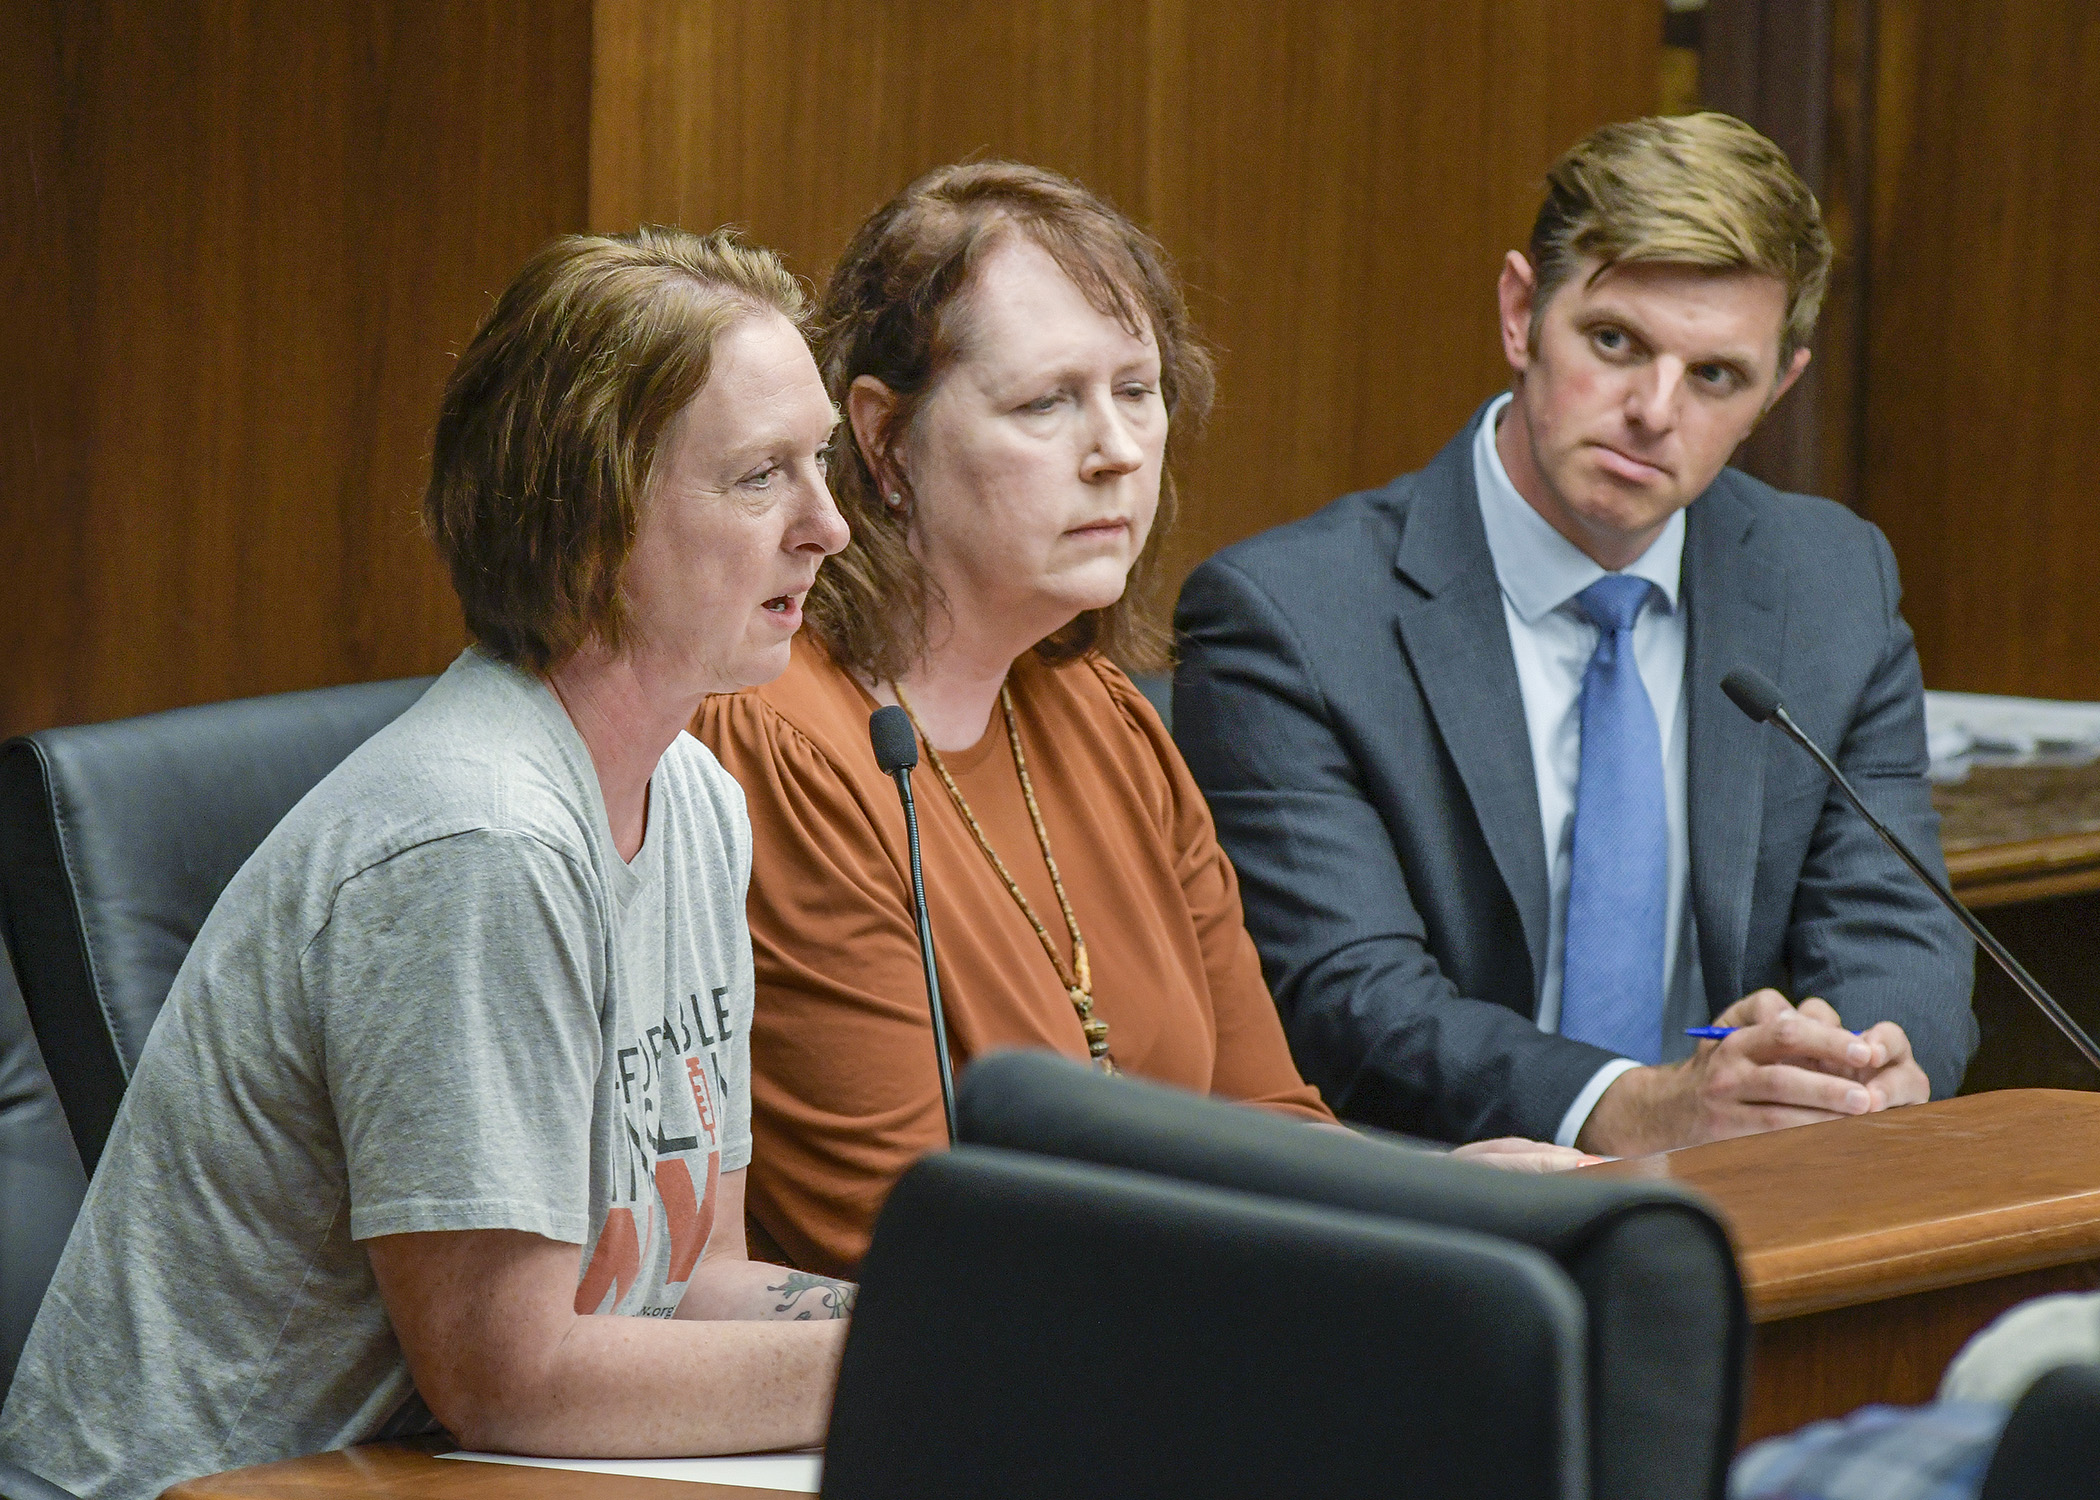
[{"x1": 1472, "y1": 393, "x2": 1705, "y2": 1148}]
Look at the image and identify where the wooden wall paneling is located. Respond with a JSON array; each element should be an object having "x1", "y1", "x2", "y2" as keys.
[
  {"x1": 589, "y1": 0, "x2": 1160, "y2": 286},
  {"x1": 7, "y1": 1, "x2": 1662, "y2": 735},
  {"x1": 1160, "y1": 1, "x2": 1495, "y2": 577},
  {"x1": 0, "y1": 1, "x2": 87, "y2": 737},
  {"x1": 1862, "y1": 2, "x2": 2100, "y2": 700},
  {"x1": 1, "y1": 2, "x2": 593, "y2": 739},
  {"x1": 331, "y1": 3, "x2": 596, "y2": 694},
  {"x1": 589, "y1": 0, "x2": 1662, "y2": 604},
  {"x1": 1158, "y1": 1, "x2": 1666, "y2": 579}
]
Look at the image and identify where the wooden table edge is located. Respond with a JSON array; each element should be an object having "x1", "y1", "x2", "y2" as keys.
[
  {"x1": 161, "y1": 1438, "x2": 814, "y2": 1499},
  {"x1": 1746, "y1": 1223, "x2": 2100, "y2": 1321},
  {"x1": 1578, "y1": 1092, "x2": 2100, "y2": 1320},
  {"x1": 1947, "y1": 830, "x2": 2100, "y2": 907}
]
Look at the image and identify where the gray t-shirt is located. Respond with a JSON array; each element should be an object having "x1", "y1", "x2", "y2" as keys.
[{"x1": 0, "y1": 649, "x2": 755, "y2": 1500}]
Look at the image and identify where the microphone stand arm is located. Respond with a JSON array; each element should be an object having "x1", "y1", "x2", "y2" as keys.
[
  {"x1": 1770, "y1": 705, "x2": 2100, "y2": 1075},
  {"x1": 892, "y1": 765, "x2": 959, "y2": 1143}
]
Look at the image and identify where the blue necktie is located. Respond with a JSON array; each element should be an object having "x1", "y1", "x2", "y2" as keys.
[{"x1": 1559, "y1": 574, "x2": 1668, "y2": 1064}]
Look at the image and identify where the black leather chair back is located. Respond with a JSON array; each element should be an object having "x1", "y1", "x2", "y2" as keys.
[
  {"x1": 0, "y1": 931, "x2": 85, "y2": 1403},
  {"x1": 0, "y1": 678, "x2": 431, "y2": 1172},
  {"x1": 1980, "y1": 1361, "x2": 2100, "y2": 1500},
  {"x1": 826, "y1": 1145, "x2": 1589, "y2": 1500},
  {"x1": 956, "y1": 1050, "x2": 1746, "y2": 1500}
]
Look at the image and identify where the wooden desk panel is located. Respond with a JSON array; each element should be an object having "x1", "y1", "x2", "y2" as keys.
[
  {"x1": 1589, "y1": 1089, "x2": 2100, "y2": 1442},
  {"x1": 1743, "y1": 1259, "x2": 2100, "y2": 1444},
  {"x1": 161, "y1": 1438, "x2": 808, "y2": 1500}
]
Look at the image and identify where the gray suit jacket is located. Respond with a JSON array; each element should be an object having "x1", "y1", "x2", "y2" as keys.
[{"x1": 1174, "y1": 405, "x2": 1978, "y2": 1142}]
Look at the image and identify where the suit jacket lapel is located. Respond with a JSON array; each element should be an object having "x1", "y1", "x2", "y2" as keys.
[
  {"x1": 1684, "y1": 474, "x2": 1784, "y2": 1007},
  {"x1": 1392, "y1": 412, "x2": 1552, "y2": 1003}
]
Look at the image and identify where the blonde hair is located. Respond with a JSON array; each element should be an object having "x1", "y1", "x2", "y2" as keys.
[
  {"x1": 425, "y1": 226, "x2": 805, "y2": 673},
  {"x1": 807, "y1": 161, "x2": 1214, "y2": 681},
  {"x1": 1529, "y1": 112, "x2": 1832, "y2": 368}
]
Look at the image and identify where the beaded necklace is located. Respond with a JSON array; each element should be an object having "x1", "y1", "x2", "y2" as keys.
[{"x1": 895, "y1": 683, "x2": 1113, "y2": 1072}]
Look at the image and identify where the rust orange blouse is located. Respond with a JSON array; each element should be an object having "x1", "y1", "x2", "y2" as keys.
[{"x1": 695, "y1": 635, "x2": 1332, "y2": 1276}]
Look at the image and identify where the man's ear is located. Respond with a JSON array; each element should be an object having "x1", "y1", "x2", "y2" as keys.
[
  {"x1": 1497, "y1": 251, "x2": 1539, "y2": 376},
  {"x1": 1765, "y1": 345, "x2": 1813, "y2": 412},
  {"x1": 846, "y1": 375, "x2": 902, "y2": 495}
]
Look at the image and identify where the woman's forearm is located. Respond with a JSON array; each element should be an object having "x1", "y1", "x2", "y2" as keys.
[
  {"x1": 458, "y1": 1314, "x2": 845, "y2": 1457},
  {"x1": 369, "y1": 1227, "x2": 846, "y2": 1459},
  {"x1": 678, "y1": 1255, "x2": 857, "y2": 1322}
]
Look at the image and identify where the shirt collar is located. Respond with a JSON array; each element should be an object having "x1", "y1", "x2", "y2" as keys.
[{"x1": 1471, "y1": 390, "x2": 1684, "y2": 626}]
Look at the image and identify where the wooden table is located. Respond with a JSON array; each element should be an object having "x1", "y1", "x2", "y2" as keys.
[
  {"x1": 1589, "y1": 1087, "x2": 2100, "y2": 1443},
  {"x1": 1938, "y1": 759, "x2": 2100, "y2": 908},
  {"x1": 162, "y1": 1437, "x2": 809, "y2": 1500}
]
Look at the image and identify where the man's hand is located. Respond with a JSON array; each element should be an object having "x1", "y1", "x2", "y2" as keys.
[
  {"x1": 1453, "y1": 1138, "x2": 1604, "y2": 1173},
  {"x1": 1576, "y1": 988, "x2": 1930, "y2": 1157},
  {"x1": 1784, "y1": 993, "x2": 1930, "y2": 1107}
]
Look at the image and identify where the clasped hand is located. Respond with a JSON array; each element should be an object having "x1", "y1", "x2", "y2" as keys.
[{"x1": 1578, "y1": 988, "x2": 1929, "y2": 1157}]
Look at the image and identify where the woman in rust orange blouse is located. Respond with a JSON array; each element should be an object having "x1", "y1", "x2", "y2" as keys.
[{"x1": 697, "y1": 162, "x2": 1584, "y2": 1276}]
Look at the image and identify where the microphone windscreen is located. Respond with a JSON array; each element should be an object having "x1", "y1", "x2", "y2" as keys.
[
  {"x1": 1722, "y1": 669, "x2": 1784, "y2": 724},
  {"x1": 869, "y1": 704, "x2": 919, "y2": 773}
]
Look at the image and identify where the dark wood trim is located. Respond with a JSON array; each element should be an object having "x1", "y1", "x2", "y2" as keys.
[
  {"x1": 1701, "y1": 0, "x2": 1832, "y2": 188},
  {"x1": 1816, "y1": 0, "x2": 1877, "y2": 514},
  {"x1": 1698, "y1": 0, "x2": 1875, "y2": 508}
]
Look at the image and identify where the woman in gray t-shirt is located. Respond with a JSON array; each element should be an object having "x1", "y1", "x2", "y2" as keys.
[{"x1": 0, "y1": 227, "x2": 855, "y2": 1500}]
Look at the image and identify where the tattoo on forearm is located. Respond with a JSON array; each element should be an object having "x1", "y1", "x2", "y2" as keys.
[{"x1": 768, "y1": 1270, "x2": 857, "y2": 1320}]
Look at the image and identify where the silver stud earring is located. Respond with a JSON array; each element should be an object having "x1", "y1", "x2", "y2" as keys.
[{"x1": 886, "y1": 490, "x2": 903, "y2": 510}]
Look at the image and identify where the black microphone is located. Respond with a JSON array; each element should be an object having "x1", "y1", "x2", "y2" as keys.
[
  {"x1": 869, "y1": 705, "x2": 959, "y2": 1143},
  {"x1": 1721, "y1": 668, "x2": 2100, "y2": 1075}
]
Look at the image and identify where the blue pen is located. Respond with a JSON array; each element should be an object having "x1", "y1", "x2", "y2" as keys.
[{"x1": 1685, "y1": 1025, "x2": 1863, "y2": 1040}]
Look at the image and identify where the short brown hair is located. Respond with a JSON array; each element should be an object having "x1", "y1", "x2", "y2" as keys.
[
  {"x1": 806, "y1": 161, "x2": 1215, "y2": 681},
  {"x1": 1528, "y1": 112, "x2": 1832, "y2": 369},
  {"x1": 426, "y1": 226, "x2": 805, "y2": 673}
]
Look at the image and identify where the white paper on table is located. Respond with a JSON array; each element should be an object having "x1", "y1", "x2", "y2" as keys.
[
  {"x1": 440, "y1": 1448, "x2": 822, "y2": 1492},
  {"x1": 1924, "y1": 691, "x2": 2100, "y2": 757}
]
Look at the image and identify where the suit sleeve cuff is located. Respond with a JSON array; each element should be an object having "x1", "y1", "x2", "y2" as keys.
[{"x1": 1553, "y1": 1058, "x2": 1644, "y2": 1149}]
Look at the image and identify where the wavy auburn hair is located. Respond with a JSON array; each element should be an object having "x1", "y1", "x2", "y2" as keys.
[{"x1": 805, "y1": 161, "x2": 1215, "y2": 681}]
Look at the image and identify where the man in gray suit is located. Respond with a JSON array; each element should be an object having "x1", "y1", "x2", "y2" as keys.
[{"x1": 1174, "y1": 113, "x2": 1975, "y2": 1157}]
